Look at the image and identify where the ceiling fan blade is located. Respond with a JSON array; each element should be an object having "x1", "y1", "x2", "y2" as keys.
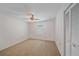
[
  {"x1": 23, "y1": 17, "x2": 28, "y2": 19},
  {"x1": 35, "y1": 19, "x2": 40, "y2": 20}
]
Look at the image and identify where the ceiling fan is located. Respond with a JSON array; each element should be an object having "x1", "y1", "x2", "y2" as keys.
[{"x1": 26, "y1": 13, "x2": 40, "y2": 21}]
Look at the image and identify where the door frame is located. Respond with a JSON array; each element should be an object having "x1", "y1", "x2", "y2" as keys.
[{"x1": 64, "y1": 3, "x2": 77, "y2": 56}]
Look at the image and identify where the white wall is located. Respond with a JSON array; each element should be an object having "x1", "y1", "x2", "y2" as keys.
[
  {"x1": 55, "y1": 4, "x2": 69, "y2": 55},
  {"x1": 0, "y1": 15, "x2": 29, "y2": 50},
  {"x1": 29, "y1": 19, "x2": 56, "y2": 41}
]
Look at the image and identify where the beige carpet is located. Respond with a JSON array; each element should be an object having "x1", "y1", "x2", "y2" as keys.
[{"x1": 0, "y1": 39, "x2": 60, "y2": 56}]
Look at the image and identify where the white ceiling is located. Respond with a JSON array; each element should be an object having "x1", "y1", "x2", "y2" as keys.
[{"x1": 0, "y1": 3, "x2": 68, "y2": 22}]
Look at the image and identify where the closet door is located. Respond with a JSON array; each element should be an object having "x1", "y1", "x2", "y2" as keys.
[
  {"x1": 71, "y1": 4, "x2": 79, "y2": 56},
  {"x1": 64, "y1": 10, "x2": 71, "y2": 56}
]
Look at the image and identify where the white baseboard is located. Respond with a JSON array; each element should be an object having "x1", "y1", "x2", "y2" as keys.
[{"x1": 28, "y1": 37, "x2": 54, "y2": 41}]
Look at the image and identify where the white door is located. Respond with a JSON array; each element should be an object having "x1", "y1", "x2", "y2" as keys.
[{"x1": 71, "y1": 3, "x2": 79, "y2": 56}]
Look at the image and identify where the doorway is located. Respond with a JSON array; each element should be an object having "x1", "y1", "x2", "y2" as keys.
[{"x1": 64, "y1": 3, "x2": 79, "y2": 56}]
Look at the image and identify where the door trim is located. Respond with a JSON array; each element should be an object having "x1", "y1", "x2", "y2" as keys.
[{"x1": 64, "y1": 3, "x2": 77, "y2": 56}]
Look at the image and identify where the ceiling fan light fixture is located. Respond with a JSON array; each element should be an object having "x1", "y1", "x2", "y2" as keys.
[{"x1": 26, "y1": 13, "x2": 40, "y2": 22}]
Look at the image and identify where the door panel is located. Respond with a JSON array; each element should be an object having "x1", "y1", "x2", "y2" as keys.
[{"x1": 71, "y1": 4, "x2": 79, "y2": 56}]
